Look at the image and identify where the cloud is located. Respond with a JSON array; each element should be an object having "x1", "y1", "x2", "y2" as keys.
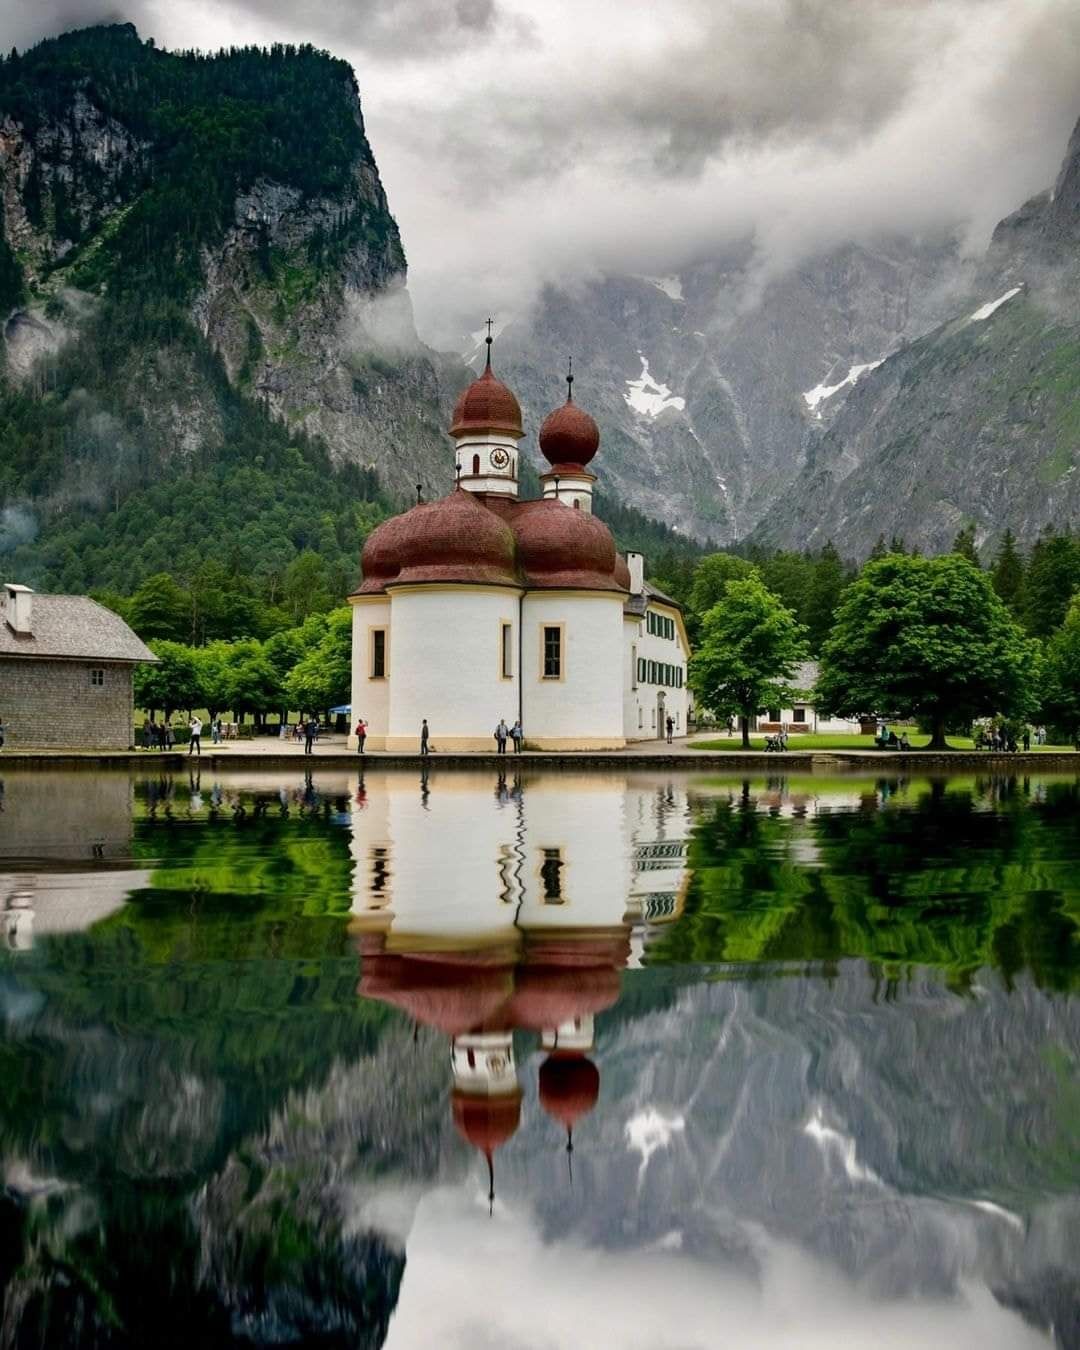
[{"x1": 4, "y1": 0, "x2": 1079, "y2": 347}]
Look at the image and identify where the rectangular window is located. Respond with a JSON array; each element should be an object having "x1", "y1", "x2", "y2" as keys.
[
  {"x1": 632, "y1": 645, "x2": 638, "y2": 689},
  {"x1": 793, "y1": 706, "x2": 806, "y2": 723},
  {"x1": 768, "y1": 707, "x2": 781, "y2": 722},
  {"x1": 370, "y1": 628, "x2": 387, "y2": 679},
  {"x1": 648, "y1": 660, "x2": 655, "y2": 684},
  {"x1": 501, "y1": 622, "x2": 513, "y2": 679},
  {"x1": 638, "y1": 706, "x2": 643, "y2": 728},
  {"x1": 543, "y1": 625, "x2": 562, "y2": 679},
  {"x1": 90, "y1": 668, "x2": 105, "y2": 687}
]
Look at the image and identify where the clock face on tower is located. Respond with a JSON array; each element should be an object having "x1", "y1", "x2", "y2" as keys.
[{"x1": 489, "y1": 447, "x2": 510, "y2": 471}]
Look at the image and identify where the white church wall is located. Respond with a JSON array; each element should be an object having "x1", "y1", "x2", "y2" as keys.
[
  {"x1": 349, "y1": 597, "x2": 391, "y2": 749},
  {"x1": 385, "y1": 586, "x2": 523, "y2": 751},
  {"x1": 521, "y1": 592, "x2": 625, "y2": 749}
]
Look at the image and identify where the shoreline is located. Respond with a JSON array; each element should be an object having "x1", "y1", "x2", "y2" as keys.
[{"x1": 1, "y1": 748, "x2": 1077, "y2": 771}]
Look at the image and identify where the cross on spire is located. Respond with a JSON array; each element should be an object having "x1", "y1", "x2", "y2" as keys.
[
  {"x1": 566, "y1": 355, "x2": 574, "y2": 402},
  {"x1": 484, "y1": 317, "x2": 495, "y2": 368}
]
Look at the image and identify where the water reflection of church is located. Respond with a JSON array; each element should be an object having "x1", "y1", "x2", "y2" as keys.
[{"x1": 349, "y1": 769, "x2": 692, "y2": 1197}]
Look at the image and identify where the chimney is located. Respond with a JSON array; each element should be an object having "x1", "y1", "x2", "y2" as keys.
[
  {"x1": 626, "y1": 552, "x2": 644, "y2": 596},
  {"x1": 3, "y1": 583, "x2": 33, "y2": 636}
]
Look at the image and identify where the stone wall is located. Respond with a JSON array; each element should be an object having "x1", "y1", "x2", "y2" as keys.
[{"x1": 0, "y1": 658, "x2": 135, "y2": 749}]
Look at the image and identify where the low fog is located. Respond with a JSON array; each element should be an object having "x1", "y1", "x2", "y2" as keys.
[{"x1": 5, "y1": 0, "x2": 1080, "y2": 345}]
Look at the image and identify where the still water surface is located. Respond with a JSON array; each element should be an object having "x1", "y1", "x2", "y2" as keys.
[{"x1": 0, "y1": 766, "x2": 1078, "y2": 1348}]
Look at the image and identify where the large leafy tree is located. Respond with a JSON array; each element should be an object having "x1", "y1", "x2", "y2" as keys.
[
  {"x1": 689, "y1": 576, "x2": 808, "y2": 748},
  {"x1": 817, "y1": 554, "x2": 1038, "y2": 749},
  {"x1": 1042, "y1": 592, "x2": 1080, "y2": 743},
  {"x1": 134, "y1": 640, "x2": 203, "y2": 718},
  {"x1": 284, "y1": 608, "x2": 352, "y2": 714},
  {"x1": 688, "y1": 553, "x2": 754, "y2": 619}
]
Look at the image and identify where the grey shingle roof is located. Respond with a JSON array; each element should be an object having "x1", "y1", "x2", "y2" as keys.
[
  {"x1": 624, "y1": 580, "x2": 684, "y2": 617},
  {"x1": 0, "y1": 594, "x2": 157, "y2": 663},
  {"x1": 792, "y1": 660, "x2": 820, "y2": 698}
]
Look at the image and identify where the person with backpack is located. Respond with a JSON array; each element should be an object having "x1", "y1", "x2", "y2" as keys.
[
  {"x1": 304, "y1": 716, "x2": 317, "y2": 755},
  {"x1": 355, "y1": 717, "x2": 367, "y2": 755},
  {"x1": 510, "y1": 719, "x2": 523, "y2": 754},
  {"x1": 665, "y1": 714, "x2": 674, "y2": 744}
]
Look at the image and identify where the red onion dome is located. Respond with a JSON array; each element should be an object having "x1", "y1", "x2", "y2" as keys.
[
  {"x1": 452, "y1": 1089, "x2": 522, "y2": 1156},
  {"x1": 508, "y1": 963, "x2": 622, "y2": 1031},
  {"x1": 358, "y1": 953, "x2": 515, "y2": 1036},
  {"x1": 450, "y1": 362, "x2": 524, "y2": 439},
  {"x1": 356, "y1": 512, "x2": 412, "y2": 594},
  {"x1": 539, "y1": 398, "x2": 599, "y2": 467},
  {"x1": 539, "y1": 1055, "x2": 600, "y2": 1129},
  {"x1": 391, "y1": 488, "x2": 520, "y2": 588},
  {"x1": 511, "y1": 498, "x2": 622, "y2": 591}
]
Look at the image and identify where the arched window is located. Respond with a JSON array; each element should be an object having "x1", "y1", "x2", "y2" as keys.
[
  {"x1": 471, "y1": 453, "x2": 480, "y2": 475},
  {"x1": 573, "y1": 498, "x2": 581, "y2": 509}
]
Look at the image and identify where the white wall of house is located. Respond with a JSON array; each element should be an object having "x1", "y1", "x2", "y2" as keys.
[
  {"x1": 754, "y1": 704, "x2": 861, "y2": 734},
  {"x1": 624, "y1": 601, "x2": 690, "y2": 741}
]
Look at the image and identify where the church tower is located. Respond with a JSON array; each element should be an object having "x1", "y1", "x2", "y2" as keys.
[
  {"x1": 450, "y1": 325, "x2": 524, "y2": 497},
  {"x1": 537, "y1": 360, "x2": 600, "y2": 513}
]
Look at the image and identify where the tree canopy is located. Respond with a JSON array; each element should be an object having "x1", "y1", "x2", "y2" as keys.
[
  {"x1": 689, "y1": 575, "x2": 808, "y2": 747},
  {"x1": 816, "y1": 554, "x2": 1039, "y2": 748}
]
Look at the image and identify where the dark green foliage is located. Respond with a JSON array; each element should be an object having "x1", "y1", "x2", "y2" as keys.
[
  {"x1": 991, "y1": 528, "x2": 1025, "y2": 616},
  {"x1": 0, "y1": 218, "x2": 23, "y2": 313},
  {"x1": 818, "y1": 553, "x2": 1039, "y2": 748},
  {"x1": 951, "y1": 524, "x2": 980, "y2": 566},
  {"x1": 0, "y1": 24, "x2": 394, "y2": 303},
  {"x1": 1020, "y1": 527, "x2": 1080, "y2": 638}
]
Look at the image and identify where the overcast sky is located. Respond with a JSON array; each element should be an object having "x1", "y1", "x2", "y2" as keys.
[{"x1": 7, "y1": 0, "x2": 1080, "y2": 345}]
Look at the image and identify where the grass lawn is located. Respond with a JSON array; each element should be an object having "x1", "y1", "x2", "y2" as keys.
[{"x1": 688, "y1": 733, "x2": 1075, "y2": 752}]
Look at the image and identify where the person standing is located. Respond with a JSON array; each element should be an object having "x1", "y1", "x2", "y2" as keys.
[
  {"x1": 355, "y1": 717, "x2": 367, "y2": 755},
  {"x1": 510, "y1": 719, "x2": 523, "y2": 754},
  {"x1": 189, "y1": 715, "x2": 202, "y2": 757},
  {"x1": 665, "y1": 714, "x2": 674, "y2": 744},
  {"x1": 420, "y1": 719, "x2": 430, "y2": 756},
  {"x1": 304, "y1": 716, "x2": 316, "y2": 756},
  {"x1": 164, "y1": 721, "x2": 174, "y2": 751},
  {"x1": 145, "y1": 716, "x2": 157, "y2": 751},
  {"x1": 495, "y1": 718, "x2": 508, "y2": 754}
]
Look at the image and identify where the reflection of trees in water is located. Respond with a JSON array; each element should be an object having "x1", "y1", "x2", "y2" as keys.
[{"x1": 651, "y1": 777, "x2": 1080, "y2": 989}]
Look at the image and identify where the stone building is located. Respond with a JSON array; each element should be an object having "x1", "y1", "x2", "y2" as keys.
[{"x1": 0, "y1": 583, "x2": 156, "y2": 750}]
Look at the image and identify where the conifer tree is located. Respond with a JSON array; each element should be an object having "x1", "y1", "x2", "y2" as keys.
[
  {"x1": 951, "y1": 524, "x2": 980, "y2": 567},
  {"x1": 991, "y1": 529, "x2": 1025, "y2": 616}
]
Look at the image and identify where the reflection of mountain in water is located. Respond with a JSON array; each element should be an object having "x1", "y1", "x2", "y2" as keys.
[{"x1": 0, "y1": 767, "x2": 1077, "y2": 1346}]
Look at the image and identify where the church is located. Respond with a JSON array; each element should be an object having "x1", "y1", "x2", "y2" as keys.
[{"x1": 348, "y1": 336, "x2": 690, "y2": 751}]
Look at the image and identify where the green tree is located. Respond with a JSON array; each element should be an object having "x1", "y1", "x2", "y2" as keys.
[
  {"x1": 991, "y1": 528, "x2": 1025, "y2": 616},
  {"x1": 127, "y1": 573, "x2": 192, "y2": 643},
  {"x1": 227, "y1": 639, "x2": 281, "y2": 726},
  {"x1": 1042, "y1": 592, "x2": 1080, "y2": 743},
  {"x1": 282, "y1": 550, "x2": 334, "y2": 623},
  {"x1": 688, "y1": 552, "x2": 754, "y2": 620},
  {"x1": 1021, "y1": 528, "x2": 1080, "y2": 638},
  {"x1": 134, "y1": 640, "x2": 202, "y2": 717},
  {"x1": 803, "y1": 541, "x2": 850, "y2": 653},
  {"x1": 817, "y1": 554, "x2": 1038, "y2": 749},
  {"x1": 689, "y1": 576, "x2": 809, "y2": 748},
  {"x1": 193, "y1": 641, "x2": 233, "y2": 722},
  {"x1": 284, "y1": 607, "x2": 351, "y2": 714},
  {"x1": 951, "y1": 524, "x2": 980, "y2": 567}
]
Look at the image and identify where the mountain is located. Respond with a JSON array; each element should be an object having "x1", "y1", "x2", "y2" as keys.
[
  {"x1": 487, "y1": 236, "x2": 971, "y2": 545},
  {"x1": 752, "y1": 116, "x2": 1080, "y2": 558},
  {"x1": 0, "y1": 25, "x2": 689, "y2": 601}
]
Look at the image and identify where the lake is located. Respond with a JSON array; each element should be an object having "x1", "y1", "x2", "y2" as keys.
[{"x1": 0, "y1": 765, "x2": 1077, "y2": 1348}]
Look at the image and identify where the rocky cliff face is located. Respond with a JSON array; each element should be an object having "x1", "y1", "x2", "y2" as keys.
[
  {"x1": 0, "y1": 25, "x2": 459, "y2": 508},
  {"x1": 753, "y1": 115, "x2": 1080, "y2": 559},
  {"x1": 492, "y1": 237, "x2": 969, "y2": 544}
]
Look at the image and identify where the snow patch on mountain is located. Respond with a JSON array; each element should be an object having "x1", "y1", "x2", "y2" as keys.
[
  {"x1": 641, "y1": 275, "x2": 684, "y2": 301},
  {"x1": 968, "y1": 286, "x2": 1023, "y2": 323},
  {"x1": 624, "y1": 354, "x2": 686, "y2": 417},
  {"x1": 803, "y1": 1108, "x2": 882, "y2": 1186},
  {"x1": 803, "y1": 359, "x2": 884, "y2": 415},
  {"x1": 625, "y1": 1107, "x2": 685, "y2": 1182}
]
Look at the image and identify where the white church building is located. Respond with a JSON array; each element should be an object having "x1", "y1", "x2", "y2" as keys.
[{"x1": 349, "y1": 340, "x2": 690, "y2": 750}]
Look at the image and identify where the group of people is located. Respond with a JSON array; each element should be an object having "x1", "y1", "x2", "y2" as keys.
[
  {"x1": 493, "y1": 719, "x2": 524, "y2": 754},
  {"x1": 975, "y1": 725, "x2": 1039, "y2": 752},
  {"x1": 874, "y1": 725, "x2": 912, "y2": 750}
]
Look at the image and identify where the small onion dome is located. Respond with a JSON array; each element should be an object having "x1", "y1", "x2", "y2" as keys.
[
  {"x1": 539, "y1": 398, "x2": 599, "y2": 467},
  {"x1": 511, "y1": 498, "x2": 622, "y2": 591},
  {"x1": 614, "y1": 553, "x2": 631, "y2": 590},
  {"x1": 392, "y1": 489, "x2": 520, "y2": 589},
  {"x1": 452, "y1": 1088, "x2": 523, "y2": 1156},
  {"x1": 539, "y1": 1055, "x2": 600, "y2": 1130},
  {"x1": 450, "y1": 363, "x2": 524, "y2": 439}
]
